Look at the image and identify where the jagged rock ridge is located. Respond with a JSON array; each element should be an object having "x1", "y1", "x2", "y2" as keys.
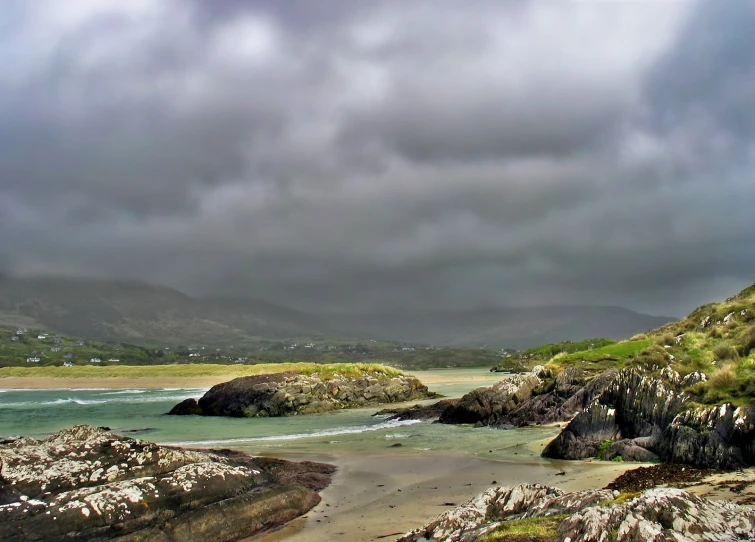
[{"x1": 396, "y1": 483, "x2": 755, "y2": 542}]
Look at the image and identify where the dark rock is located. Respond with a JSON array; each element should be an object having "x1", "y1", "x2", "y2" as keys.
[
  {"x1": 438, "y1": 373, "x2": 542, "y2": 425},
  {"x1": 167, "y1": 398, "x2": 203, "y2": 415},
  {"x1": 542, "y1": 368, "x2": 755, "y2": 469},
  {"x1": 376, "y1": 399, "x2": 460, "y2": 421},
  {"x1": 0, "y1": 425, "x2": 333, "y2": 542},
  {"x1": 170, "y1": 370, "x2": 435, "y2": 418},
  {"x1": 660, "y1": 403, "x2": 755, "y2": 469},
  {"x1": 603, "y1": 439, "x2": 659, "y2": 463},
  {"x1": 389, "y1": 443, "x2": 403, "y2": 448},
  {"x1": 494, "y1": 368, "x2": 616, "y2": 428}
]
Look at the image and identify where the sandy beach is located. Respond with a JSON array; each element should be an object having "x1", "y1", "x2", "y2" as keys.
[
  {"x1": 0, "y1": 367, "x2": 502, "y2": 390},
  {"x1": 252, "y1": 450, "x2": 645, "y2": 542}
]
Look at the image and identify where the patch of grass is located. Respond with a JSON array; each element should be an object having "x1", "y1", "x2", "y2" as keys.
[
  {"x1": 612, "y1": 455, "x2": 624, "y2": 462},
  {"x1": 709, "y1": 364, "x2": 737, "y2": 388},
  {"x1": 596, "y1": 439, "x2": 612, "y2": 460},
  {"x1": 546, "y1": 339, "x2": 653, "y2": 373},
  {"x1": 479, "y1": 515, "x2": 568, "y2": 541},
  {"x1": 599, "y1": 491, "x2": 641, "y2": 507},
  {"x1": 656, "y1": 334, "x2": 675, "y2": 347},
  {"x1": 713, "y1": 343, "x2": 738, "y2": 361},
  {"x1": 738, "y1": 326, "x2": 755, "y2": 357},
  {"x1": 0, "y1": 362, "x2": 405, "y2": 381}
]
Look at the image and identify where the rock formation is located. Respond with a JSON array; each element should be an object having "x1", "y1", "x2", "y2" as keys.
[
  {"x1": 396, "y1": 483, "x2": 755, "y2": 542},
  {"x1": 0, "y1": 425, "x2": 334, "y2": 542},
  {"x1": 169, "y1": 370, "x2": 435, "y2": 417},
  {"x1": 543, "y1": 368, "x2": 755, "y2": 469}
]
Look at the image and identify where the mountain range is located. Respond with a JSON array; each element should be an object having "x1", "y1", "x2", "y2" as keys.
[{"x1": 0, "y1": 275, "x2": 674, "y2": 349}]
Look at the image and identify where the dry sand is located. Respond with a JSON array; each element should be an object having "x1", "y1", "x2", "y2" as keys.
[
  {"x1": 0, "y1": 367, "x2": 501, "y2": 390},
  {"x1": 252, "y1": 451, "x2": 646, "y2": 542}
]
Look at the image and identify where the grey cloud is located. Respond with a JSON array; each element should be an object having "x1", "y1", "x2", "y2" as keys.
[{"x1": 0, "y1": 0, "x2": 753, "y2": 317}]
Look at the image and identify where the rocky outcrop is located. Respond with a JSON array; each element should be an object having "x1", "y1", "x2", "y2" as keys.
[
  {"x1": 376, "y1": 399, "x2": 460, "y2": 421},
  {"x1": 0, "y1": 425, "x2": 334, "y2": 542},
  {"x1": 558, "y1": 488, "x2": 755, "y2": 542},
  {"x1": 492, "y1": 367, "x2": 617, "y2": 428},
  {"x1": 396, "y1": 483, "x2": 755, "y2": 542},
  {"x1": 169, "y1": 370, "x2": 435, "y2": 418},
  {"x1": 438, "y1": 372, "x2": 543, "y2": 425},
  {"x1": 660, "y1": 403, "x2": 755, "y2": 469},
  {"x1": 431, "y1": 366, "x2": 615, "y2": 430},
  {"x1": 543, "y1": 368, "x2": 755, "y2": 469}
]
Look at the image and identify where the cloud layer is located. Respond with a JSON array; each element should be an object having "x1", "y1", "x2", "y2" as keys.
[{"x1": 1, "y1": 0, "x2": 754, "y2": 315}]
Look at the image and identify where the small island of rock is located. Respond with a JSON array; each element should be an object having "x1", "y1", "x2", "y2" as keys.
[{"x1": 169, "y1": 364, "x2": 437, "y2": 418}]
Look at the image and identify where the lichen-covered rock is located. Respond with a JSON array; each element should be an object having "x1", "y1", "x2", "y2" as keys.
[
  {"x1": 395, "y1": 484, "x2": 569, "y2": 542},
  {"x1": 438, "y1": 373, "x2": 542, "y2": 425},
  {"x1": 397, "y1": 484, "x2": 755, "y2": 542},
  {"x1": 169, "y1": 370, "x2": 435, "y2": 418},
  {"x1": 0, "y1": 425, "x2": 333, "y2": 542},
  {"x1": 558, "y1": 488, "x2": 755, "y2": 542}
]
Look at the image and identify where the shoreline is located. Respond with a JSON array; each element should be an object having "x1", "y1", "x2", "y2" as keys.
[
  {"x1": 0, "y1": 376, "x2": 235, "y2": 389},
  {"x1": 0, "y1": 367, "x2": 502, "y2": 390},
  {"x1": 249, "y1": 450, "x2": 647, "y2": 542}
]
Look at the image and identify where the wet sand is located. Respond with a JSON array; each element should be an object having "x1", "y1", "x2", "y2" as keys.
[{"x1": 252, "y1": 450, "x2": 645, "y2": 542}]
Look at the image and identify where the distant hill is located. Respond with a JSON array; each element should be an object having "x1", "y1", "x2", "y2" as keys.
[{"x1": 0, "y1": 275, "x2": 673, "y2": 349}]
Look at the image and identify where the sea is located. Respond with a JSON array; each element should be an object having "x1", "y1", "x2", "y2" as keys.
[{"x1": 0, "y1": 368, "x2": 560, "y2": 461}]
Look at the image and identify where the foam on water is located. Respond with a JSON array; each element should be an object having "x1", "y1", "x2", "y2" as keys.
[{"x1": 166, "y1": 419, "x2": 422, "y2": 446}]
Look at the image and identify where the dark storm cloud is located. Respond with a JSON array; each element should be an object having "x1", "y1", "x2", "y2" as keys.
[{"x1": 0, "y1": 0, "x2": 753, "y2": 316}]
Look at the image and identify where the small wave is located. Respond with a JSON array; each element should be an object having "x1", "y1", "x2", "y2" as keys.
[
  {"x1": 101, "y1": 389, "x2": 148, "y2": 396},
  {"x1": 0, "y1": 397, "x2": 107, "y2": 407},
  {"x1": 166, "y1": 419, "x2": 423, "y2": 446},
  {"x1": 385, "y1": 433, "x2": 410, "y2": 439}
]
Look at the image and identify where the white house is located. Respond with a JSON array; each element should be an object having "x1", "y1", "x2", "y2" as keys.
[
  {"x1": 26, "y1": 356, "x2": 40, "y2": 363},
  {"x1": 63, "y1": 361, "x2": 74, "y2": 367},
  {"x1": 51, "y1": 347, "x2": 61, "y2": 352},
  {"x1": 38, "y1": 333, "x2": 47, "y2": 339},
  {"x1": 90, "y1": 357, "x2": 101, "y2": 363},
  {"x1": 108, "y1": 358, "x2": 120, "y2": 363},
  {"x1": 189, "y1": 352, "x2": 201, "y2": 357}
]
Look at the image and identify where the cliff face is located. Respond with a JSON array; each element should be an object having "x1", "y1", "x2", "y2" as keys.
[
  {"x1": 169, "y1": 371, "x2": 434, "y2": 417},
  {"x1": 543, "y1": 368, "x2": 755, "y2": 469},
  {"x1": 0, "y1": 426, "x2": 334, "y2": 542}
]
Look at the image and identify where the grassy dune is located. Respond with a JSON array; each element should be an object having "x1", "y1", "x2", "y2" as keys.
[{"x1": 0, "y1": 362, "x2": 405, "y2": 381}]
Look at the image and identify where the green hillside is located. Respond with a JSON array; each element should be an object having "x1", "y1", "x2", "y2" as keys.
[
  {"x1": 539, "y1": 283, "x2": 755, "y2": 406},
  {"x1": 0, "y1": 325, "x2": 521, "y2": 371}
]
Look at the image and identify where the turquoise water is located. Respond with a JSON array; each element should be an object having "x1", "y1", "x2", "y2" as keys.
[{"x1": 0, "y1": 369, "x2": 560, "y2": 462}]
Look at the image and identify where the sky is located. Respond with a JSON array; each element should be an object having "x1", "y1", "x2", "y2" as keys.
[{"x1": 1, "y1": 0, "x2": 754, "y2": 317}]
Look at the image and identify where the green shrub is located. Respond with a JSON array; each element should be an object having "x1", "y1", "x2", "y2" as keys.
[
  {"x1": 596, "y1": 439, "x2": 612, "y2": 460},
  {"x1": 738, "y1": 326, "x2": 755, "y2": 357},
  {"x1": 708, "y1": 327, "x2": 723, "y2": 339},
  {"x1": 713, "y1": 343, "x2": 737, "y2": 361},
  {"x1": 656, "y1": 334, "x2": 675, "y2": 346},
  {"x1": 710, "y1": 365, "x2": 737, "y2": 389}
]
